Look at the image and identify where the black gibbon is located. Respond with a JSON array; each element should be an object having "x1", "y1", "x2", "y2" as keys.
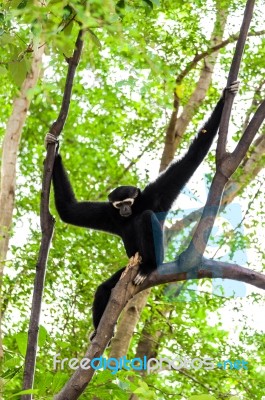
[{"x1": 46, "y1": 81, "x2": 239, "y2": 334}]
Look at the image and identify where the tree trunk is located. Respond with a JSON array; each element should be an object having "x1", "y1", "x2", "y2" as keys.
[{"x1": 0, "y1": 44, "x2": 45, "y2": 390}]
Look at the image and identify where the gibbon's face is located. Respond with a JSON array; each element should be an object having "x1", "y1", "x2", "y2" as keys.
[{"x1": 108, "y1": 186, "x2": 140, "y2": 217}]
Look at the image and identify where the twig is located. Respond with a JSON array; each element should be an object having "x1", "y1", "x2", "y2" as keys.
[{"x1": 175, "y1": 30, "x2": 265, "y2": 85}]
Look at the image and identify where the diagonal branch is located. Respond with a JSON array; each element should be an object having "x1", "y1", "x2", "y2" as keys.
[
  {"x1": 175, "y1": 29, "x2": 265, "y2": 86},
  {"x1": 183, "y1": 0, "x2": 257, "y2": 268},
  {"x1": 230, "y1": 100, "x2": 265, "y2": 170},
  {"x1": 53, "y1": 253, "x2": 265, "y2": 399},
  {"x1": 54, "y1": 254, "x2": 141, "y2": 400},
  {"x1": 165, "y1": 128, "x2": 265, "y2": 245},
  {"x1": 216, "y1": 0, "x2": 256, "y2": 161}
]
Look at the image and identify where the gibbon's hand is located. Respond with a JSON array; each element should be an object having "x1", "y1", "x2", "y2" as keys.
[
  {"x1": 45, "y1": 133, "x2": 59, "y2": 152},
  {"x1": 222, "y1": 80, "x2": 240, "y2": 98}
]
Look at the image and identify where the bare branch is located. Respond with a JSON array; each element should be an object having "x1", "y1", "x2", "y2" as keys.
[
  {"x1": 54, "y1": 254, "x2": 141, "y2": 400},
  {"x1": 229, "y1": 99, "x2": 265, "y2": 171},
  {"x1": 22, "y1": 30, "x2": 84, "y2": 400},
  {"x1": 183, "y1": 0, "x2": 256, "y2": 268},
  {"x1": 146, "y1": 258, "x2": 265, "y2": 291},
  {"x1": 54, "y1": 253, "x2": 265, "y2": 399},
  {"x1": 165, "y1": 130, "x2": 265, "y2": 244},
  {"x1": 175, "y1": 29, "x2": 265, "y2": 85},
  {"x1": 217, "y1": 0, "x2": 256, "y2": 160}
]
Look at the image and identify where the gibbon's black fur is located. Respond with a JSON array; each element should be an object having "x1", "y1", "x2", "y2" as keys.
[{"x1": 48, "y1": 82, "x2": 239, "y2": 335}]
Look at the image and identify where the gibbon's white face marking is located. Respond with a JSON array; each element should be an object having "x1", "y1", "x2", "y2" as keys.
[
  {"x1": 112, "y1": 198, "x2": 135, "y2": 217},
  {"x1": 112, "y1": 198, "x2": 135, "y2": 209}
]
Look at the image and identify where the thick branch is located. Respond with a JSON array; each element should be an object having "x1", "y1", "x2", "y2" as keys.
[
  {"x1": 109, "y1": 290, "x2": 151, "y2": 359},
  {"x1": 22, "y1": 30, "x2": 84, "y2": 400},
  {"x1": 54, "y1": 254, "x2": 265, "y2": 399},
  {"x1": 0, "y1": 42, "x2": 45, "y2": 400},
  {"x1": 140, "y1": 258, "x2": 265, "y2": 291},
  {"x1": 54, "y1": 254, "x2": 141, "y2": 400}
]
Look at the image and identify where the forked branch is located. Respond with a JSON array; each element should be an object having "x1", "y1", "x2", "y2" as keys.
[{"x1": 184, "y1": 0, "x2": 261, "y2": 267}]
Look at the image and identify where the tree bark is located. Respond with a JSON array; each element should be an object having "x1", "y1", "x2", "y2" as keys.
[
  {"x1": 21, "y1": 30, "x2": 84, "y2": 400},
  {"x1": 109, "y1": 290, "x2": 150, "y2": 359},
  {"x1": 0, "y1": 44, "x2": 45, "y2": 398},
  {"x1": 54, "y1": 254, "x2": 265, "y2": 399}
]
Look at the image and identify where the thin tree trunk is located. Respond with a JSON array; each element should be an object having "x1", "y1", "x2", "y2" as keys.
[
  {"x1": 21, "y1": 30, "x2": 84, "y2": 400},
  {"x1": 0, "y1": 44, "x2": 45, "y2": 397}
]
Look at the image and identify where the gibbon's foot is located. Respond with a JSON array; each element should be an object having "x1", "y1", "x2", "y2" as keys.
[
  {"x1": 120, "y1": 253, "x2": 142, "y2": 280},
  {"x1": 120, "y1": 262, "x2": 134, "y2": 279},
  {"x1": 89, "y1": 330, "x2": 97, "y2": 341},
  {"x1": 227, "y1": 80, "x2": 240, "y2": 93},
  {"x1": 45, "y1": 133, "x2": 59, "y2": 149},
  {"x1": 89, "y1": 328, "x2": 115, "y2": 347},
  {"x1": 90, "y1": 330, "x2": 112, "y2": 347},
  {"x1": 133, "y1": 271, "x2": 148, "y2": 286}
]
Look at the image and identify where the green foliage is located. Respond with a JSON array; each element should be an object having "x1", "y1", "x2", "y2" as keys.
[{"x1": 1, "y1": 0, "x2": 264, "y2": 398}]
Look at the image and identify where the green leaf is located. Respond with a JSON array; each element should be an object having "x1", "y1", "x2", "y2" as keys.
[
  {"x1": 15, "y1": 332, "x2": 28, "y2": 357},
  {"x1": 143, "y1": 0, "x2": 153, "y2": 9},
  {"x1": 2, "y1": 367, "x2": 22, "y2": 379},
  {"x1": 0, "y1": 66, "x2": 7, "y2": 75},
  {"x1": 0, "y1": 33, "x2": 13, "y2": 44},
  {"x1": 8, "y1": 59, "x2": 27, "y2": 87},
  {"x1": 10, "y1": 389, "x2": 38, "y2": 397},
  {"x1": 38, "y1": 325, "x2": 47, "y2": 347},
  {"x1": 116, "y1": 0, "x2": 125, "y2": 9},
  {"x1": 63, "y1": 20, "x2": 74, "y2": 37},
  {"x1": 56, "y1": 341, "x2": 71, "y2": 349},
  {"x1": 17, "y1": 0, "x2": 28, "y2": 9},
  {"x1": 189, "y1": 395, "x2": 217, "y2": 400},
  {"x1": 175, "y1": 84, "x2": 184, "y2": 99},
  {"x1": 86, "y1": 29, "x2": 102, "y2": 48}
]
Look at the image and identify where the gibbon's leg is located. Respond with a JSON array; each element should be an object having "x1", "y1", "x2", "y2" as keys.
[
  {"x1": 90, "y1": 267, "x2": 125, "y2": 339},
  {"x1": 134, "y1": 210, "x2": 164, "y2": 285}
]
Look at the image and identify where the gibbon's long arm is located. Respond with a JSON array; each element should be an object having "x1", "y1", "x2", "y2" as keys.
[
  {"x1": 142, "y1": 95, "x2": 225, "y2": 213},
  {"x1": 52, "y1": 155, "x2": 121, "y2": 235}
]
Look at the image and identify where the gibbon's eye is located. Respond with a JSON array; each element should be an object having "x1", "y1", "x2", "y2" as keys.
[
  {"x1": 113, "y1": 198, "x2": 134, "y2": 209},
  {"x1": 113, "y1": 202, "x2": 122, "y2": 209}
]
